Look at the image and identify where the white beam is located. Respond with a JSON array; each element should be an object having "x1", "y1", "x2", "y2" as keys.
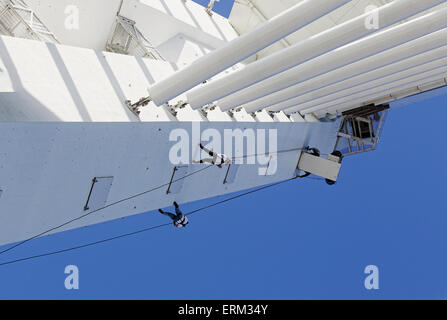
[
  {"x1": 237, "y1": 0, "x2": 291, "y2": 50},
  {"x1": 299, "y1": 57, "x2": 447, "y2": 114},
  {"x1": 233, "y1": 7, "x2": 447, "y2": 113},
  {"x1": 266, "y1": 29, "x2": 447, "y2": 113},
  {"x1": 147, "y1": 0, "x2": 350, "y2": 105},
  {"x1": 283, "y1": 45, "x2": 447, "y2": 114},
  {"x1": 315, "y1": 76, "x2": 447, "y2": 117},
  {"x1": 189, "y1": 0, "x2": 445, "y2": 110},
  {"x1": 306, "y1": 68, "x2": 447, "y2": 116}
]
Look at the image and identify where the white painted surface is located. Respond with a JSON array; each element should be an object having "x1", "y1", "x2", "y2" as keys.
[
  {"x1": 149, "y1": 0, "x2": 350, "y2": 106},
  {"x1": 193, "y1": 0, "x2": 445, "y2": 111},
  {"x1": 0, "y1": 33, "x2": 322, "y2": 124},
  {"x1": 314, "y1": 78, "x2": 447, "y2": 118},
  {"x1": 229, "y1": 0, "x2": 395, "y2": 60},
  {"x1": 313, "y1": 78, "x2": 447, "y2": 117},
  {"x1": 298, "y1": 54, "x2": 447, "y2": 115},
  {"x1": 24, "y1": 0, "x2": 237, "y2": 60},
  {"x1": 1, "y1": 1, "x2": 444, "y2": 122},
  {"x1": 0, "y1": 35, "x2": 175, "y2": 121},
  {"x1": 25, "y1": 0, "x2": 121, "y2": 51},
  {"x1": 227, "y1": 7, "x2": 447, "y2": 113},
  {"x1": 0, "y1": 120, "x2": 340, "y2": 246},
  {"x1": 0, "y1": 0, "x2": 445, "y2": 247},
  {"x1": 267, "y1": 28, "x2": 447, "y2": 113},
  {"x1": 231, "y1": 109, "x2": 256, "y2": 122},
  {"x1": 316, "y1": 72, "x2": 447, "y2": 116}
]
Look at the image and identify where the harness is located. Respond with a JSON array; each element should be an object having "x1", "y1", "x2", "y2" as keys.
[
  {"x1": 206, "y1": 148, "x2": 229, "y2": 166},
  {"x1": 174, "y1": 215, "x2": 189, "y2": 228},
  {"x1": 213, "y1": 154, "x2": 227, "y2": 165}
]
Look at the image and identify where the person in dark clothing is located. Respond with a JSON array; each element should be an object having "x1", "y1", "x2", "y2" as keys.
[{"x1": 158, "y1": 201, "x2": 189, "y2": 228}]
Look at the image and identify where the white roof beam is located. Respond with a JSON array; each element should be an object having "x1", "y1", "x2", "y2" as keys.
[
  {"x1": 236, "y1": 7, "x2": 447, "y2": 113},
  {"x1": 266, "y1": 28, "x2": 447, "y2": 113},
  {"x1": 147, "y1": 0, "x2": 349, "y2": 105},
  {"x1": 190, "y1": 0, "x2": 445, "y2": 110},
  {"x1": 308, "y1": 69, "x2": 447, "y2": 116},
  {"x1": 297, "y1": 56, "x2": 447, "y2": 114}
]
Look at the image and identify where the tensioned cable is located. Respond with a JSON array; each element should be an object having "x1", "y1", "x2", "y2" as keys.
[
  {"x1": 0, "y1": 222, "x2": 173, "y2": 267},
  {"x1": 232, "y1": 147, "x2": 305, "y2": 160},
  {"x1": 0, "y1": 164, "x2": 213, "y2": 256},
  {"x1": 0, "y1": 177, "x2": 299, "y2": 267},
  {"x1": 0, "y1": 146, "x2": 311, "y2": 256}
]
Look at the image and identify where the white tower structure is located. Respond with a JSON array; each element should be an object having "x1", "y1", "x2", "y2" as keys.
[{"x1": 0, "y1": 0, "x2": 446, "y2": 247}]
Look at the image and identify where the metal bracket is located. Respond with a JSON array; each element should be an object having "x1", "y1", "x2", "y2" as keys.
[
  {"x1": 174, "y1": 100, "x2": 188, "y2": 109},
  {"x1": 205, "y1": 0, "x2": 216, "y2": 16},
  {"x1": 125, "y1": 96, "x2": 151, "y2": 116},
  {"x1": 83, "y1": 178, "x2": 98, "y2": 211},
  {"x1": 334, "y1": 104, "x2": 389, "y2": 157},
  {"x1": 166, "y1": 167, "x2": 178, "y2": 195},
  {"x1": 223, "y1": 164, "x2": 231, "y2": 184},
  {"x1": 201, "y1": 103, "x2": 217, "y2": 116},
  {"x1": 165, "y1": 100, "x2": 188, "y2": 117},
  {"x1": 198, "y1": 108, "x2": 209, "y2": 118}
]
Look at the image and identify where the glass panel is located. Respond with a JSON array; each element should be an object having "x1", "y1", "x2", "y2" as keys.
[
  {"x1": 84, "y1": 177, "x2": 114, "y2": 212},
  {"x1": 167, "y1": 166, "x2": 189, "y2": 194},
  {"x1": 224, "y1": 164, "x2": 240, "y2": 184}
]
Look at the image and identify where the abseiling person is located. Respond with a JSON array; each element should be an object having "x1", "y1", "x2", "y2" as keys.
[
  {"x1": 158, "y1": 202, "x2": 189, "y2": 228},
  {"x1": 193, "y1": 143, "x2": 232, "y2": 168}
]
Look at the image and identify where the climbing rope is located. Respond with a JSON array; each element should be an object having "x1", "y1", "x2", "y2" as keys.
[
  {"x1": 0, "y1": 164, "x2": 214, "y2": 256},
  {"x1": 0, "y1": 145, "x2": 326, "y2": 260},
  {"x1": 232, "y1": 147, "x2": 305, "y2": 160},
  {"x1": 0, "y1": 177, "x2": 299, "y2": 267}
]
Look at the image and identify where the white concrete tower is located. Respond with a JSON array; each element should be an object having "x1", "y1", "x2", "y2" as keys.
[{"x1": 0, "y1": 0, "x2": 446, "y2": 247}]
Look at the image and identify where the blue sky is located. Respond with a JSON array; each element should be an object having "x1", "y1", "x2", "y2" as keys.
[
  {"x1": 1, "y1": 0, "x2": 447, "y2": 300},
  {"x1": 1, "y1": 93, "x2": 446, "y2": 299},
  {"x1": 191, "y1": 0, "x2": 235, "y2": 17}
]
